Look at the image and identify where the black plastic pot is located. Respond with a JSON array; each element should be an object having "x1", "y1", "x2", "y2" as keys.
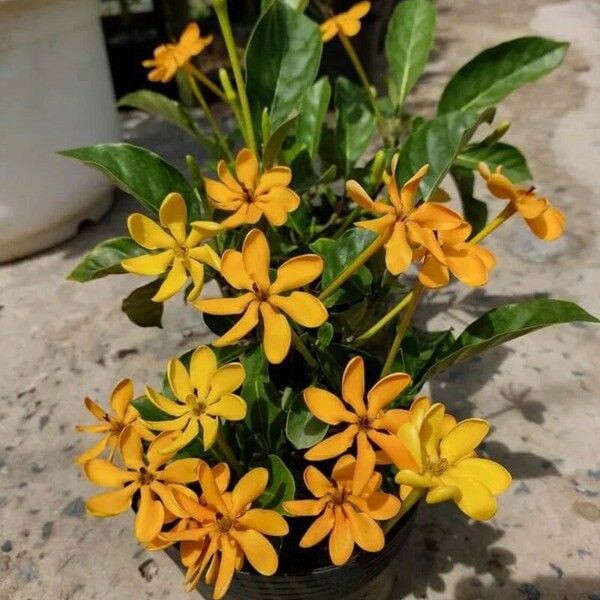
[{"x1": 165, "y1": 503, "x2": 417, "y2": 600}]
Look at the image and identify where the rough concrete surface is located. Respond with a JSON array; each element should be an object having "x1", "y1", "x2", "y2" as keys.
[{"x1": 1, "y1": 0, "x2": 599, "y2": 598}]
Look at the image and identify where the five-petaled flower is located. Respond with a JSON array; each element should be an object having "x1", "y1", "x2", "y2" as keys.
[
  {"x1": 204, "y1": 148, "x2": 300, "y2": 228},
  {"x1": 347, "y1": 158, "x2": 464, "y2": 275},
  {"x1": 122, "y1": 192, "x2": 221, "y2": 303},
  {"x1": 395, "y1": 402, "x2": 512, "y2": 520},
  {"x1": 75, "y1": 379, "x2": 153, "y2": 464},
  {"x1": 193, "y1": 229, "x2": 328, "y2": 364},
  {"x1": 303, "y1": 356, "x2": 414, "y2": 495},
  {"x1": 143, "y1": 22, "x2": 213, "y2": 83},
  {"x1": 83, "y1": 428, "x2": 200, "y2": 543},
  {"x1": 142, "y1": 346, "x2": 246, "y2": 454},
  {"x1": 415, "y1": 221, "x2": 496, "y2": 289},
  {"x1": 283, "y1": 455, "x2": 400, "y2": 566},
  {"x1": 320, "y1": 2, "x2": 371, "y2": 43},
  {"x1": 478, "y1": 162, "x2": 565, "y2": 241},
  {"x1": 161, "y1": 461, "x2": 289, "y2": 599}
]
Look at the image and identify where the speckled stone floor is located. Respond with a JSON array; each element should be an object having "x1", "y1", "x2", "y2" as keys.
[{"x1": 1, "y1": 1, "x2": 599, "y2": 599}]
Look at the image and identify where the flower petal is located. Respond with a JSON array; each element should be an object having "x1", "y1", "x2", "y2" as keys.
[
  {"x1": 304, "y1": 465, "x2": 333, "y2": 498},
  {"x1": 229, "y1": 528, "x2": 278, "y2": 576},
  {"x1": 206, "y1": 394, "x2": 247, "y2": 421},
  {"x1": 304, "y1": 425, "x2": 358, "y2": 460},
  {"x1": 440, "y1": 418, "x2": 489, "y2": 464},
  {"x1": 193, "y1": 292, "x2": 255, "y2": 316},
  {"x1": 108, "y1": 379, "x2": 134, "y2": 421},
  {"x1": 353, "y1": 431, "x2": 376, "y2": 496},
  {"x1": 418, "y1": 253, "x2": 450, "y2": 289},
  {"x1": 159, "y1": 192, "x2": 188, "y2": 244},
  {"x1": 83, "y1": 396, "x2": 108, "y2": 421},
  {"x1": 76, "y1": 434, "x2": 111, "y2": 464},
  {"x1": 197, "y1": 460, "x2": 228, "y2": 515},
  {"x1": 186, "y1": 259, "x2": 205, "y2": 302},
  {"x1": 235, "y1": 148, "x2": 259, "y2": 192},
  {"x1": 329, "y1": 506, "x2": 354, "y2": 566},
  {"x1": 268, "y1": 293, "x2": 327, "y2": 329},
  {"x1": 188, "y1": 244, "x2": 221, "y2": 271},
  {"x1": 127, "y1": 213, "x2": 175, "y2": 249},
  {"x1": 410, "y1": 202, "x2": 464, "y2": 230},
  {"x1": 445, "y1": 245, "x2": 489, "y2": 287},
  {"x1": 394, "y1": 470, "x2": 432, "y2": 488},
  {"x1": 367, "y1": 372, "x2": 411, "y2": 417},
  {"x1": 213, "y1": 536, "x2": 237, "y2": 600},
  {"x1": 525, "y1": 204, "x2": 565, "y2": 241},
  {"x1": 149, "y1": 479, "x2": 188, "y2": 518},
  {"x1": 346, "y1": 180, "x2": 374, "y2": 211},
  {"x1": 152, "y1": 258, "x2": 188, "y2": 302},
  {"x1": 447, "y1": 457, "x2": 511, "y2": 495},
  {"x1": 207, "y1": 364, "x2": 246, "y2": 402},
  {"x1": 448, "y1": 475, "x2": 498, "y2": 520},
  {"x1": 213, "y1": 301, "x2": 261, "y2": 347},
  {"x1": 168, "y1": 358, "x2": 194, "y2": 402},
  {"x1": 205, "y1": 177, "x2": 244, "y2": 207},
  {"x1": 190, "y1": 345, "x2": 218, "y2": 398},
  {"x1": 237, "y1": 508, "x2": 289, "y2": 536},
  {"x1": 343, "y1": 504, "x2": 384, "y2": 552},
  {"x1": 86, "y1": 483, "x2": 137, "y2": 516},
  {"x1": 299, "y1": 505, "x2": 335, "y2": 547},
  {"x1": 384, "y1": 221, "x2": 413, "y2": 276},
  {"x1": 368, "y1": 429, "x2": 418, "y2": 471},
  {"x1": 373, "y1": 408, "x2": 411, "y2": 434},
  {"x1": 516, "y1": 192, "x2": 548, "y2": 219},
  {"x1": 425, "y1": 484, "x2": 460, "y2": 504},
  {"x1": 121, "y1": 250, "x2": 174, "y2": 276},
  {"x1": 259, "y1": 303, "x2": 291, "y2": 364},
  {"x1": 160, "y1": 458, "x2": 202, "y2": 484},
  {"x1": 232, "y1": 467, "x2": 269, "y2": 514},
  {"x1": 397, "y1": 422, "x2": 423, "y2": 471},
  {"x1": 353, "y1": 491, "x2": 401, "y2": 520},
  {"x1": 255, "y1": 166, "x2": 292, "y2": 195},
  {"x1": 119, "y1": 426, "x2": 144, "y2": 470},
  {"x1": 84, "y1": 458, "x2": 135, "y2": 487},
  {"x1": 217, "y1": 159, "x2": 244, "y2": 194},
  {"x1": 340, "y1": 356, "x2": 367, "y2": 416},
  {"x1": 284, "y1": 498, "x2": 328, "y2": 517},
  {"x1": 135, "y1": 486, "x2": 165, "y2": 543},
  {"x1": 219, "y1": 249, "x2": 253, "y2": 290},
  {"x1": 269, "y1": 255, "x2": 324, "y2": 295},
  {"x1": 199, "y1": 414, "x2": 219, "y2": 450},
  {"x1": 157, "y1": 418, "x2": 199, "y2": 455},
  {"x1": 331, "y1": 454, "x2": 357, "y2": 483},
  {"x1": 242, "y1": 229, "x2": 271, "y2": 292},
  {"x1": 304, "y1": 387, "x2": 356, "y2": 425}
]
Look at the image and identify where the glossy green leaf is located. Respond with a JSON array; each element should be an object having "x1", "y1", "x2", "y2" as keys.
[
  {"x1": 451, "y1": 166, "x2": 488, "y2": 238},
  {"x1": 67, "y1": 237, "x2": 145, "y2": 282},
  {"x1": 420, "y1": 299, "x2": 599, "y2": 382},
  {"x1": 121, "y1": 279, "x2": 164, "y2": 328},
  {"x1": 246, "y1": 0, "x2": 322, "y2": 133},
  {"x1": 296, "y1": 77, "x2": 332, "y2": 158},
  {"x1": 263, "y1": 113, "x2": 299, "y2": 169},
  {"x1": 438, "y1": 37, "x2": 569, "y2": 114},
  {"x1": 455, "y1": 142, "x2": 532, "y2": 183},
  {"x1": 59, "y1": 143, "x2": 195, "y2": 216},
  {"x1": 396, "y1": 107, "x2": 495, "y2": 200},
  {"x1": 385, "y1": 0, "x2": 436, "y2": 109},
  {"x1": 256, "y1": 455, "x2": 296, "y2": 513},
  {"x1": 132, "y1": 395, "x2": 172, "y2": 422},
  {"x1": 285, "y1": 393, "x2": 328, "y2": 450},
  {"x1": 334, "y1": 77, "x2": 376, "y2": 177}
]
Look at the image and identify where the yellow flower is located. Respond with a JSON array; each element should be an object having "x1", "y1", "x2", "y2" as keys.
[
  {"x1": 143, "y1": 22, "x2": 213, "y2": 83},
  {"x1": 283, "y1": 455, "x2": 400, "y2": 566},
  {"x1": 347, "y1": 157, "x2": 464, "y2": 275},
  {"x1": 121, "y1": 192, "x2": 222, "y2": 302},
  {"x1": 395, "y1": 402, "x2": 512, "y2": 520},
  {"x1": 83, "y1": 428, "x2": 200, "y2": 543},
  {"x1": 303, "y1": 356, "x2": 415, "y2": 495},
  {"x1": 416, "y1": 221, "x2": 496, "y2": 289},
  {"x1": 142, "y1": 346, "x2": 247, "y2": 454},
  {"x1": 193, "y1": 229, "x2": 328, "y2": 364},
  {"x1": 204, "y1": 148, "x2": 300, "y2": 228},
  {"x1": 75, "y1": 379, "x2": 153, "y2": 464},
  {"x1": 320, "y1": 2, "x2": 371, "y2": 43},
  {"x1": 478, "y1": 162, "x2": 565, "y2": 241},
  {"x1": 162, "y1": 461, "x2": 289, "y2": 599}
]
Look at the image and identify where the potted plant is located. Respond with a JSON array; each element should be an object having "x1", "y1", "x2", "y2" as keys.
[{"x1": 65, "y1": 1, "x2": 597, "y2": 599}]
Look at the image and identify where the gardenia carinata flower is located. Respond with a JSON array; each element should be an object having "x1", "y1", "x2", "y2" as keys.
[
  {"x1": 304, "y1": 356, "x2": 415, "y2": 495},
  {"x1": 193, "y1": 229, "x2": 328, "y2": 364},
  {"x1": 320, "y1": 2, "x2": 371, "y2": 43},
  {"x1": 347, "y1": 157, "x2": 464, "y2": 275},
  {"x1": 162, "y1": 461, "x2": 289, "y2": 599},
  {"x1": 142, "y1": 346, "x2": 246, "y2": 454},
  {"x1": 283, "y1": 455, "x2": 400, "y2": 566},
  {"x1": 75, "y1": 379, "x2": 153, "y2": 464},
  {"x1": 83, "y1": 428, "x2": 200, "y2": 543},
  {"x1": 478, "y1": 162, "x2": 565, "y2": 241},
  {"x1": 122, "y1": 192, "x2": 221, "y2": 302},
  {"x1": 143, "y1": 22, "x2": 213, "y2": 83},
  {"x1": 395, "y1": 403, "x2": 512, "y2": 520},
  {"x1": 416, "y1": 221, "x2": 496, "y2": 289},
  {"x1": 204, "y1": 148, "x2": 300, "y2": 228}
]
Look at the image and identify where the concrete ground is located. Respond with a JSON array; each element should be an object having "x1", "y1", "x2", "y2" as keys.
[{"x1": 1, "y1": 0, "x2": 599, "y2": 598}]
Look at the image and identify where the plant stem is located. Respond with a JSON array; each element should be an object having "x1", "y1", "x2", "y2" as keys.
[
  {"x1": 187, "y1": 63, "x2": 228, "y2": 102},
  {"x1": 470, "y1": 203, "x2": 517, "y2": 244},
  {"x1": 383, "y1": 488, "x2": 423, "y2": 534},
  {"x1": 213, "y1": 0, "x2": 257, "y2": 155},
  {"x1": 185, "y1": 69, "x2": 234, "y2": 161},
  {"x1": 218, "y1": 67, "x2": 250, "y2": 147},
  {"x1": 318, "y1": 235, "x2": 386, "y2": 302},
  {"x1": 380, "y1": 283, "x2": 424, "y2": 376},
  {"x1": 332, "y1": 206, "x2": 361, "y2": 239},
  {"x1": 215, "y1": 429, "x2": 243, "y2": 477},
  {"x1": 338, "y1": 32, "x2": 387, "y2": 145},
  {"x1": 290, "y1": 328, "x2": 318, "y2": 369}
]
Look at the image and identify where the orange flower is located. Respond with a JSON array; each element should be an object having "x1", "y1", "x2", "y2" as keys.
[
  {"x1": 283, "y1": 456, "x2": 400, "y2": 566},
  {"x1": 347, "y1": 158, "x2": 464, "y2": 275},
  {"x1": 478, "y1": 162, "x2": 565, "y2": 241},
  {"x1": 320, "y1": 2, "x2": 371, "y2": 43},
  {"x1": 416, "y1": 222, "x2": 496, "y2": 289},
  {"x1": 162, "y1": 461, "x2": 289, "y2": 599},
  {"x1": 75, "y1": 379, "x2": 153, "y2": 464},
  {"x1": 204, "y1": 148, "x2": 300, "y2": 228},
  {"x1": 143, "y1": 23, "x2": 213, "y2": 83},
  {"x1": 303, "y1": 356, "x2": 414, "y2": 495}
]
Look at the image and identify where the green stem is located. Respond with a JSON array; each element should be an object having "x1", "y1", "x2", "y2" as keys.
[
  {"x1": 213, "y1": 0, "x2": 257, "y2": 154},
  {"x1": 291, "y1": 328, "x2": 318, "y2": 369},
  {"x1": 332, "y1": 206, "x2": 361, "y2": 239},
  {"x1": 187, "y1": 63, "x2": 227, "y2": 102},
  {"x1": 338, "y1": 32, "x2": 387, "y2": 145},
  {"x1": 215, "y1": 429, "x2": 243, "y2": 477},
  {"x1": 380, "y1": 283, "x2": 424, "y2": 376},
  {"x1": 318, "y1": 235, "x2": 386, "y2": 302},
  {"x1": 383, "y1": 488, "x2": 423, "y2": 534},
  {"x1": 469, "y1": 203, "x2": 516, "y2": 244},
  {"x1": 218, "y1": 67, "x2": 250, "y2": 147},
  {"x1": 185, "y1": 69, "x2": 234, "y2": 161}
]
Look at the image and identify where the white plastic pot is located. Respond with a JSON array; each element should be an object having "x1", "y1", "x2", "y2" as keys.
[{"x1": 0, "y1": 0, "x2": 120, "y2": 262}]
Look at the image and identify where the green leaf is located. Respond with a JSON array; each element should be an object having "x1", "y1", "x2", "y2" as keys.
[
  {"x1": 296, "y1": 77, "x2": 332, "y2": 158},
  {"x1": 59, "y1": 143, "x2": 196, "y2": 216},
  {"x1": 67, "y1": 237, "x2": 145, "y2": 282},
  {"x1": 438, "y1": 37, "x2": 569, "y2": 114},
  {"x1": 456, "y1": 142, "x2": 532, "y2": 183},
  {"x1": 316, "y1": 322, "x2": 334, "y2": 350},
  {"x1": 256, "y1": 455, "x2": 296, "y2": 513},
  {"x1": 385, "y1": 0, "x2": 436, "y2": 109},
  {"x1": 263, "y1": 113, "x2": 299, "y2": 169},
  {"x1": 121, "y1": 279, "x2": 164, "y2": 328},
  {"x1": 285, "y1": 393, "x2": 328, "y2": 450},
  {"x1": 334, "y1": 77, "x2": 376, "y2": 177},
  {"x1": 132, "y1": 395, "x2": 172, "y2": 422},
  {"x1": 246, "y1": 0, "x2": 322, "y2": 133},
  {"x1": 396, "y1": 108, "x2": 495, "y2": 200},
  {"x1": 420, "y1": 299, "x2": 599, "y2": 382},
  {"x1": 451, "y1": 166, "x2": 488, "y2": 238}
]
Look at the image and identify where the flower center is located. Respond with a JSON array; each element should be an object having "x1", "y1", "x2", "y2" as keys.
[
  {"x1": 138, "y1": 466, "x2": 154, "y2": 486},
  {"x1": 251, "y1": 282, "x2": 269, "y2": 301},
  {"x1": 357, "y1": 415, "x2": 372, "y2": 431},
  {"x1": 173, "y1": 244, "x2": 189, "y2": 258},
  {"x1": 427, "y1": 458, "x2": 449, "y2": 477},
  {"x1": 186, "y1": 393, "x2": 206, "y2": 416},
  {"x1": 241, "y1": 184, "x2": 255, "y2": 203},
  {"x1": 330, "y1": 487, "x2": 349, "y2": 506},
  {"x1": 215, "y1": 512, "x2": 233, "y2": 532}
]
